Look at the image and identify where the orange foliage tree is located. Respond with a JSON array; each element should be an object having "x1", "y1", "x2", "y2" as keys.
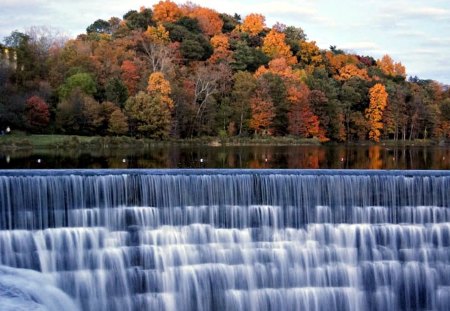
[
  {"x1": 336, "y1": 64, "x2": 370, "y2": 81},
  {"x1": 377, "y1": 54, "x2": 406, "y2": 78},
  {"x1": 249, "y1": 86, "x2": 275, "y2": 135},
  {"x1": 366, "y1": 83, "x2": 388, "y2": 142},
  {"x1": 209, "y1": 34, "x2": 232, "y2": 63},
  {"x1": 153, "y1": 0, "x2": 183, "y2": 23},
  {"x1": 189, "y1": 7, "x2": 223, "y2": 36},
  {"x1": 240, "y1": 13, "x2": 266, "y2": 35},
  {"x1": 262, "y1": 29, "x2": 296, "y2": 64}
]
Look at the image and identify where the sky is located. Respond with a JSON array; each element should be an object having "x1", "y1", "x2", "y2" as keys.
[{"x1": 1, "y1": 0, "x2": 449, "y2": 84}]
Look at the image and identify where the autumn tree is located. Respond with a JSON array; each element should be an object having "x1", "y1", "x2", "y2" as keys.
[
  {"x1": 249, "y1": 83, "x2": 275, "y2": 135},
  {"x1": 366, "y1": 83, "x2": 388, "y2": 142},
  {"x1": 120, "y1": 60, "x2": 140, "y2": 96},
  {"x1": 188, "y1": 6, "x2": 223, "y2": 36},
  {"x1": 108, "y1": 109, "x2": 128, "y2": 135},
  {"x1": 25, "y1": 96, "x2": 50, "y2": 132},
  {"x1": 147, "y1": 71, "x2": 174, "y2": 110},
  {"x1": 377, "y1": 54, "x2": 406, "y2": 78},
  {"x1": 298, "y1": 40, "x2": 324, "y2": 72},
  {"x1": 262, "y1": 29, "x2": 296, "y2": 65},
  {"x1": 240, "y1": 13, "x2": 265, "y2": 35},
  {"x1": 139, "y1": 25, "x2": 174, "y2": 74},
  {"x1": 125, "y1": 91, "x2": 171, "y2": 138},
  {"x1": 153, "y1": 0, "x2": 183, "y2": 23},
  {"x1": 209, "y1": 34, "x2": 232, "y2": 63},
  {"x1": 287, "y1": 84, "x2": 326, "y2": 140},
  {"x1": 336, "y1": 64, "x2": 369, "y2": 81}
]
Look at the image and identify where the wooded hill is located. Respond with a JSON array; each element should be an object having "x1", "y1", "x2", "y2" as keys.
[{"x1": 1, "y1": 1, "x2": 449, "y2": 142}]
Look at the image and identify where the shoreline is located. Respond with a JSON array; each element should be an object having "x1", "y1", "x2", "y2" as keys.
[{"x1": 0, "y1": 134, "x2": 445, "y2": 151}]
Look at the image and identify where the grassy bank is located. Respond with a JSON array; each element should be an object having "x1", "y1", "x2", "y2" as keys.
[{"x1": 0, "y1": 132, "x2": 442, "y2": 151}]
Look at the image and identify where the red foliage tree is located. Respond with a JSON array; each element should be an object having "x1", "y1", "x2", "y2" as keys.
[
  {"x1": 26, "y1": 96, "x2": 50, "y2": 131},
  {"x1": 287, "y1": 84, "x2": 327, "y2": 140},
  {"x1": 120, "y1": 60, "x2": 140, "y2": 96}
]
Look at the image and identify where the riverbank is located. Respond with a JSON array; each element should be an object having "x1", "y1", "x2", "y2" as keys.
[{"x1": 0, "y1": 133, "x2": 442, "y2": 151}]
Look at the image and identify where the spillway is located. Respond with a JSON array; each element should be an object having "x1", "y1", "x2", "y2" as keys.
[{"x1": 0, "y1": 169, "x2": 449, "y2": 311}]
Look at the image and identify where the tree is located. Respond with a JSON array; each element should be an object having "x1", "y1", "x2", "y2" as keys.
[
  {"x1": 262, "y1": 29, "x2": 296, "y2": 64},
  {"x1": 120, "y1": 60, "x2": 140, "y2": 96},
  {"x1": 108, "y1": 109, "x2": 128, "y2": 135},
  {"x1": 189, "y1": 7, "x2": 223, "y2": 36},
  {"x1": 209, "y1": 34, "x2": 232, "y2": 63},
  {"x1": 105, "y1": 78, "x2": 128, "y2": 107},
  {"x1": 298, "y1": 40, "x2": 324, "y2": 71},
  {"x1": 287, "y1": 84, "x2": 326, "y2": 140},
  {"x1": 377, "y1": 54, "x2": 406, "y2": 78},
  {"x1": 240, "y1": 13, "x2": 266, "y2": 35},
  {"x1": 123, "y1": 7, "x2": 154, "y2": 30},
  {"x1": 26, "y1": 96, "x2": 50, "y2": 132},
  {"x1": 147, "y1": 71, "x2": 174, "y2": 110},
  {"x1": 230, "y1": 41, "x2": 269, "y2": 71},
  {"x1": 125, "y1": 91, "x2": 171, "y2": 138},
  {"x1": 59, "y1": 72, "x2": 97, "y2": 99},
  {"x1": 231, "y1": 71, "x2": 257, "y2": 135},
  {"x1": 139, "y1": 25, "x2": 174, "y2": 74},
  {"x1": 366, "y1": 83, "x2": 388, "y2": 142},
  {"x1": 153, "y1": 0, "x2": 183, "y2": 23},
  {"x1": 188, "y1": 63, "x2": 231, "y2": 135},
  {"x1": 336, "y1": 64, "x2": 369, "y2": 81},
  {"x1": 86, "y1": 19, "x2": 111, "y2": 34},
  {"x1": 249, "y1": 83, "x2": 274, "y2": 135}
]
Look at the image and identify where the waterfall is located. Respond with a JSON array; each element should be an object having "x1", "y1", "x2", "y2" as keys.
[{"x1": 0, "y1": 169, "x2": 449, "y2": 311}]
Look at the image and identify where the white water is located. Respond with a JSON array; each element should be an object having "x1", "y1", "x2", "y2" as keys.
[{"x1": 0, "y1": 170, "x2": 449, "y2": 311}]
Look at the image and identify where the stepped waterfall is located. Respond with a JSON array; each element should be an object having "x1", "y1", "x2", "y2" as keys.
[{"x1": 0, "y1": 169, "x2": 449, "y2": 311}]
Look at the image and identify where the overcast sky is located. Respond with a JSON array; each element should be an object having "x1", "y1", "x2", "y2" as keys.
[{"x1": 1, "y1": 0, "x2": 449, "y2": 84}]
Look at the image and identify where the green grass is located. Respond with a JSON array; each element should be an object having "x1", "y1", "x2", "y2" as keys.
[{"x1": 0, "y1": 133, "x2": 441, "y2": 151}]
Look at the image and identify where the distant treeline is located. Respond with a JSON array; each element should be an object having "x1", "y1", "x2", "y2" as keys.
[{"x1": 1, "y1": 1, "x2": 449, "y2": 142}]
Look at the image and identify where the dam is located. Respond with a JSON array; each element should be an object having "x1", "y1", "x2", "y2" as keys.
[{"x1": 0, "y1": 169, "x2": 449, "y2": 311}]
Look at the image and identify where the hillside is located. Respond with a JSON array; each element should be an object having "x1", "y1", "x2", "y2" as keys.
[{"x1": 1, "y1": 1, "x2": 449, "y2": 142}]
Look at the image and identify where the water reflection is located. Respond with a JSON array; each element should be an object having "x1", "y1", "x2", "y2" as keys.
[{"x1": 1, "y1": 145, "x2": 450, "y2": 169}]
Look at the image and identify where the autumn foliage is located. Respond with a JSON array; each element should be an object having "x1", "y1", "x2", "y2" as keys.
[
  {"x1": 121, "y1": 60, "x2": 140, "y2": 96},
  {"x1": 377, "y1": 54, "x2": 406, "y2": 78},
  {"x1": 153, "y1": 0, "x2": 183, "y2": 23},
  {"x1": 262, "y1": 29, "x2": 297, "y2": 65},
  {"x1": 240, "y1": 13, "x2": 266, "y2": 35},
  {"x1": 26, "y1": 96, "x2": 50, "y2": 131},
  {"x1": 2, "y1": 3, "x2": 448, "y2": 143},
  {"x1": 250, "y1": 86, "x2": 275, "y2": 135},
  {"x1": 366, "y1": 83, "x2": 388, "y2": 142},
  {"x1": 188, "y1": 7, "x2": 223, "y2": 36}
]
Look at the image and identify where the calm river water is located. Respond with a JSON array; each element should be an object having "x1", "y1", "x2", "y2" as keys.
[{"x1": 1, "y1": 145, "x2": 449, "y2": 169}]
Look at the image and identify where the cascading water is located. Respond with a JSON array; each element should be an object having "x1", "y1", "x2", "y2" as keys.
[{"x1": 0, "y1": 169, "x2": 449, "y2": 311}]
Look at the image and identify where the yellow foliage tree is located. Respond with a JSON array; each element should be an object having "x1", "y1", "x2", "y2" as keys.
[
  {"x1": 144, "y1": 25, "x2": 169, "y2": 43},
  {"x1": 366, "y1": 83, "x2": 388, "y2": 142},
  {"x1": 262, "y1": 29, "x2": 296, "y2": 65},
  {"x1": 147, "y1": 72, "x2": 174, "y2": 110},
  {"x1": 298, "y1": 40, "x2": 324, "y2": 71},
  {"x1": 153, "y1": 0, "x2": 183, "y2": 23},
  {"x1": 240, "y1": 13, "x2": 266, "y2": 35}
]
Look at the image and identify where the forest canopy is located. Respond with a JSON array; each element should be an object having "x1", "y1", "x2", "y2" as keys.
[{"x1": 1, "y1": 1, "x2": 449, "y2": 142}]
